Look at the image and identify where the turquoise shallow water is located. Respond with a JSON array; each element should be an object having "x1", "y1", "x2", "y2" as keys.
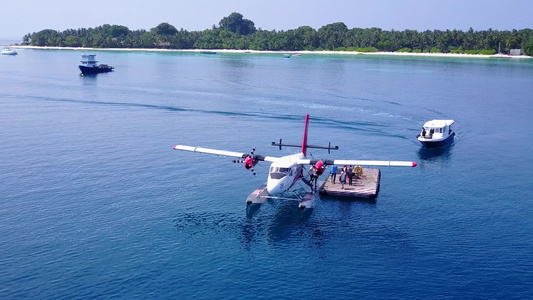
[{"x1": 1, "y1": 49, "x2": 533, "y2": 299}]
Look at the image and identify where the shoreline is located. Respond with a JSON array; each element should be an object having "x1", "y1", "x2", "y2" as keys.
[{"x1": 10, "y1": 45, "x2": 532, "y2": 59}]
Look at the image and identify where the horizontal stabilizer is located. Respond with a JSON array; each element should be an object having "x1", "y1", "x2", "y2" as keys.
[{"x1": 272, "y1": 139, "x2": 339, "y2": 154}]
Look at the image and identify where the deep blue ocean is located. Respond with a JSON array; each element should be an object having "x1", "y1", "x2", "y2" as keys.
[{"x1": 1, "y1": 48, "x2": 533, "y2": 299}]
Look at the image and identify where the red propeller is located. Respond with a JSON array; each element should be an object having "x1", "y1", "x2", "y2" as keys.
[
  {"x1": 231, "y1": 147, "x2": 257, "y2": 176},
  {"x1": 244, "y1": 155, "x2": 254, "y2": 170},
  {"x1": 314, "y1": 160, "x2": 324, "y2": 176}
]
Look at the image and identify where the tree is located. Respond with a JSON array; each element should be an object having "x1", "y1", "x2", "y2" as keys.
[
  {"x1": 23, "y1": 33, "x2": 31, "y2": 44},
  {"x1": 30, "y1": 29, "x2": 61, "y2": 46},
  {"x1": 377, "y1": 40, "x2": 393, "y2": 51},
  {"x1": 65, "y1": 35, "x2": 81, "y2": 47},
  {"x1": 363, "y1": 27, "x2": 382, "y2": 48},
  {"x1": 108, "y1": 25, "x2": 130, "y2": 38},
  {"x1": 249, "y1": 30, "x2": 275, "y2": 50},
  {"x1": 505, "y1": 35, "x2": 518, "y2": 50},
  {"x1": 152, "y1": 22, "x2": 178, "y2": 35},
  {"x1": 218, "y1": 12, "x2": 256, "y2": 35},
  {"x1": 524, "y1": 40, "x2": 533, "y2": 56},
  {"x1": 285, "y1": 26, "x2": 318, "y2": 50},
  {"x1": 318, "y1": 22, "x2": 348, "y2": 50}
]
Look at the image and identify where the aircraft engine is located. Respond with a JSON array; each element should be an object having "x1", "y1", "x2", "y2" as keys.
[
  {"x1": 314, "y1": 160, "x2": 324, "y2": 176},
  {"x1": 244, "y1": 155, "x2": 254, "y2": 170}
]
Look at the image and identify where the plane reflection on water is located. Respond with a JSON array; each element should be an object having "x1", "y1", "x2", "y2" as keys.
[
  {"x1": 245, "y1": 187, "x2": 315, "y2": 219},
  {"x1": 172, "y1": 198, "x2": 403, "y2": 253},
  {"x1": 241, "y1": 200, "x2": 324, "y2": 250},
  {"x1": 240, "y1": 198, "x2": 411, "y2": 252},
  {"x1": 242, "y1": 190, "x2": 380, "y2": 249}
]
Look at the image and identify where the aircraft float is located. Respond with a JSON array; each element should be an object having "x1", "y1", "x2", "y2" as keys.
[{"x1": 173, "y1": 114, "x2": 416, "y2": 215}]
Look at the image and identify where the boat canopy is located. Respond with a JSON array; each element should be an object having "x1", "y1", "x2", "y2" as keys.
[
  {"x1": 422, "y1": 120, "x2": 454, "y2": 129},
  {"x1": 80, "y1": 53, "x2": 98, "y2": 63}
]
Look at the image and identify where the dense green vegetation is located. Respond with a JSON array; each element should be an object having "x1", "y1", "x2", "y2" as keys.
[{"x1": 22, "y1": 12, "x2": 533, "y2": 55}]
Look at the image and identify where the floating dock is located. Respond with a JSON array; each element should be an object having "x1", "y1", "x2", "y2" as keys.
[{"x1": 320, "y1": 168, "x2": 381, "y2": 199}]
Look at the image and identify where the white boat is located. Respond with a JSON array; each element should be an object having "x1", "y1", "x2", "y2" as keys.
[
  {"x1": 1, "y1": 47, "x2": 17, "y2": 55},
  {"x1": 417, "y1": 120, "x2": 455, "y2": 148}
]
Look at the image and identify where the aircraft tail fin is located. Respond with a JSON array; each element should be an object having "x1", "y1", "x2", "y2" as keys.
[{"x1": 271, "y1": 114, "x2": 338, "y2": 154}]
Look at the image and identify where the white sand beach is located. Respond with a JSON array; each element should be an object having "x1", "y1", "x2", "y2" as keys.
[{"x1": 11, "y1": 45, "x2": 532, "y2": 59}]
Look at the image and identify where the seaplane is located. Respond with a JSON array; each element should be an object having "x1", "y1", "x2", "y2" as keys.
[{"x1": 173, "y1": 114, "x2": 417, "y2": 215}]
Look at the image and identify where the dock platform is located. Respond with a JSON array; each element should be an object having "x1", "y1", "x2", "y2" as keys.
[{"x1": 320, "y1": 168, "x2": 381, "y2": 199}]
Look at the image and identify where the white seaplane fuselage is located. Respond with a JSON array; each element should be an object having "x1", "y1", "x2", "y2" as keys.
[{"x1": 266, "y1": 153, "x2": 305, "y2": 195}]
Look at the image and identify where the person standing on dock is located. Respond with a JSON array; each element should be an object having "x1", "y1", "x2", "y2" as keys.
[
  {"x1": 340, "y1": 169, "x2": 347, "y2": 189},
  {"x1": 331, "y1": 165, "x2": 338, "y2": 183},
  {"x1": 308, "y1": 165, "x2": 318, "y2": 188}
]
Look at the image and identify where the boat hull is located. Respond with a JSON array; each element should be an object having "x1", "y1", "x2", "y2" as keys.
[
  {"x1": 79, "y1": 65, "x2": 113, "y2": 74},
  {"x1": 419, "y1": 132, "x2": 455, "y2": 148}
]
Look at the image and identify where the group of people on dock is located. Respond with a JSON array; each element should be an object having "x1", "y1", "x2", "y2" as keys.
[{"x1": 330, "y1": 165, "x2": 363, "y2": 189}]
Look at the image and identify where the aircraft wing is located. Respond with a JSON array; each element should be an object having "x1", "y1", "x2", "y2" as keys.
[
  {"x1": 173, "y1": 145, "x2": 279, "y2": 163},
  {"x1": 297, "y1": 158, "x2": 417, "y2": 167}
]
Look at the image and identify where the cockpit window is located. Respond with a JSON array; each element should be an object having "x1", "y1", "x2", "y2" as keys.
[
  {"x1": 270, "y1": 167, "x2": 290, "y2": 173},
  {"x1": 269, "y1": 167, "x2": 290, "y2": 179}
]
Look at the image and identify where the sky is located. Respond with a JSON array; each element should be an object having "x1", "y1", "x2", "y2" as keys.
[{"x1": 2, "y1": 0, "x2": 532, "y2": 40}]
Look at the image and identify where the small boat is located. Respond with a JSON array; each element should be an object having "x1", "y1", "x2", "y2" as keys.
[
  {"x1": 417, "y1": 120, "x2": 455, "y2": 148},
  {"x1": 283, "y1": 54, "x2": 291, "y2": 58},
  {"x1": 79, "y1": 54, "x2": 113, "y2": 75},
  {"x1": 1, "y1": 47, "x2": 17, "y2": 55},
  {"x1": 200, "y1": 51, "x2": 217, "y2": 55}
]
